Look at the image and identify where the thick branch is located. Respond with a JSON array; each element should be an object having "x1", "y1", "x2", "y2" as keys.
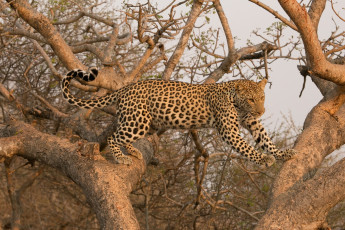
[
  {"x1": 162, "y1": 0, "x2": 203, "y2": 80},
  {"x1": 278, "y1": 0, "x2": 345, "y2": 85},
  {"x1": 257, "y1": 87, "x2": 345, "y2": 227},
  {"x1": 213, "y1": 0, "x2": 234, "y2": 52},
  {"x1": 6, "y1": 0, "x2": 84, "y2": 70},
  {"x1": 256, "y1": 157, "x2": 345, "y2": 229},
  {"x1": 71, "y1": 44, "x2": 104, "y2": 60},
  {"x1": 308, "y1": 0, "x2": 326, "y2": 30},
  {"x1": 270, "y1": 102, "x2": 345, "y2": 198},
  {"x1": 0, "y1": 121, "x2": 154, "y2": 229}
]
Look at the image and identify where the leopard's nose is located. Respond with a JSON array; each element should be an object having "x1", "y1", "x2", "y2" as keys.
[{"x1": 257, "y1": 106, "x2": 265, "y2": 117}]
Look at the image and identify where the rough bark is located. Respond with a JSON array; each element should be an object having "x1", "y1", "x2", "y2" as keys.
[
  {"x1": 205, "y1": 42, "x2": 277, "y2": 84},
  {"x1": 0, "y1": 121, "x2": 154, "y2": 229},
  {"x1": 255, "y1": 96, "x2": 345, "y2": 228},
  {"x1": 256, "y1": 157, "x2": 345, "y2": 230},
  {"x1": 269, "y1": 75, "x2": 345, "y2": 199}
]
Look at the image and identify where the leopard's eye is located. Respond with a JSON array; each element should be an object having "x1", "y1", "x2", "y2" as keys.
[{"x1": 248, "y1": 98, "x2": 255, "y2": 103}]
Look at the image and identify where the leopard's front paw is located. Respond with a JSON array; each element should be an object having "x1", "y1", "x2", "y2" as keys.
[
  {"x1": 258, "y1": 154, "x2": 275, "y2": 168},
  {"x1": 280, "y1": 149, "x2": 297, "y2": 160}
]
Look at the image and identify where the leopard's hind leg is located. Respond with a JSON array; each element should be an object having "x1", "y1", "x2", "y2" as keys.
[
  {"x1": 125, "y1": 143, "x2": 143, "y2": 160},
  {"x1": 107, "y1": 135, "x2": 133, "y2": 165},
  {"x1": 108, "y1": 111, "x2": 151, "y2": 165}
]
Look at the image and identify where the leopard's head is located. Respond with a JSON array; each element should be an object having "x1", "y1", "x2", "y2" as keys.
[{"x1": 234, "y1": 79, "x2": 267, "y2": 118}]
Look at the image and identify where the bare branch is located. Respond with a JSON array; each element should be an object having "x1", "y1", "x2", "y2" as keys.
[
  {"x1": 249, "y1": 0, "x2": 298, "y2": 31},
  {"x1": 127, "y1": 48, "x2": 154, "y2": 83},
  {"x1": 191, "y1": 37, "x2": 225, "y2": 59},
  {"x1": 191, "y1": 130, "x2": 209, "y2": 206},
  {"x1": 278, "y1": 0, "x2": 345, "y2": 85},
  {"x1": 71, "y1": 44, "x2": 104, "y2": 60},
  {"x1": 330, "y1": 0, "x2": 345, "y2": 22},
  {"x1": 103, "y1": 25, "x2": 120, "y2": 63},
  {"x1": 162, "y1": 0, "x2": 203, "y2": 80},
  {"x1": 132, "y1": 44, "x2": 168, "y2": 81},
  {"x1": 213, "y1": 0, "x2": 235, "y2": 52},
  {"x1": 30, "y1": 92, "x2": 69, "y2": 118},
  {"x1": 137, "y1": 5, "x2": 155, "y2": 48},
  {"x1": 52, "y1": 12, "x2": 84, "y2": 25},
  {"x1": 205, "y1": 41, "x2": 278, "y2": 83},
  {"x1": 1, "y1": 28, "x2": 47, "y2": 43},
  {"x1": 6, "y1": 0, "x2": 84, "y2": 70}
]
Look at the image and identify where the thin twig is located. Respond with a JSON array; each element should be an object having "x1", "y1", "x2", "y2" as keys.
[
  {"x1": 248, "y1": 0, "x2": 298, "y2": 31},
  {"x1": 330, "y1": 0, "x2": 345, "y2": 22}
]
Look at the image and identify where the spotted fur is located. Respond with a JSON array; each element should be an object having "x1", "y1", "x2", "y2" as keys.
[{"x1": 61, "y1": 68, "x2": 296, "y2": 166}]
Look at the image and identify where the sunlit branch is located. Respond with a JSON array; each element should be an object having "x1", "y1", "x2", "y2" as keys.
[
  {"x1": 213, "y1": 0, "x2": 234, "y2": 53},
  {"x1": 162, "y1": 0, "x2": 204, "y2": 80}
]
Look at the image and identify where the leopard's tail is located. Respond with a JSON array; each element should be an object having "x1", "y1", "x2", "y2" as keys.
[{"x1": 61, "y1": 68, "x2": 117, "y2": 109}]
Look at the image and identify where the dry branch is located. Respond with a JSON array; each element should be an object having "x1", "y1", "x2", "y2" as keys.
[
  {"x1": 256, "y1": 79, "x2": 345, "y2": 228},
  {"x1": 278, "y1": 0, "x2": 345, "y2": 85},
  {"x1": 6, "y1": 0, "x2": 84, "y2": 70},
  {"x1": 163, "y1": 0, "x2": 204, "y2": 80},
  {"x1": 249, "y1": 0, "x2": 298, "y2": 31},
  {"x1": 205, "y1": 41, "x2": 278, "y2": 83},
  {"x1": 256, "y1": 157, "x2": 345, "y2": 229},
  {"x1": 0, "y1": 120, "x2": 154, "y2": 229}
]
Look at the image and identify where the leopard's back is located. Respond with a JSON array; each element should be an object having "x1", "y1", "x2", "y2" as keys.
[{"x1": 115, "y1": 80, "x2": 215, "y2": 130}]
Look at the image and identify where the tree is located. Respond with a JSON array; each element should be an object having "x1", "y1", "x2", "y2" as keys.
[{"x1": 0, "y1": 0, "x2": 344, "y2": 229}]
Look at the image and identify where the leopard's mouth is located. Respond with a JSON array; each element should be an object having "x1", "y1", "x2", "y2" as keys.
[{"x1": 251, "y1": 111, "x2": 264, "y2": 118}]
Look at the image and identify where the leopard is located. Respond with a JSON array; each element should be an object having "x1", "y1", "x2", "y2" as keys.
[{"x1": 61, "y1": 68, "x2": 297, "y2": 167}]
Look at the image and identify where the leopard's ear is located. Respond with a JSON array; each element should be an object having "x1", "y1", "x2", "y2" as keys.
[{"x1": 258, "y1": 78, "x2": 267, "y2": 90}]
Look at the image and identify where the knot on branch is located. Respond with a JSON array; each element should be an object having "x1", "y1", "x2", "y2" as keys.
[
  {"x1": 297, "y1": 65, "x2": 310, "y2": 77},
  {"x1": 239, "y1": 41, "x2": 278, "y2": 60},
  {"x1": 78, "y1": 141, "x2": 100, "y2": 160}
]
